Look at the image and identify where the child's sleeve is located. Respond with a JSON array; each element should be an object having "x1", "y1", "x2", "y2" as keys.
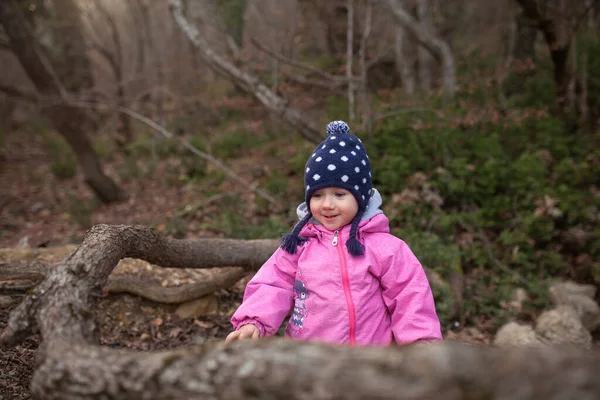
[
  {"x1": 377, "y1": 239, "x2": 443, "y2": 344},
  {"x1": 230, "y1": 248, "x2": 297, "y2": 337}
]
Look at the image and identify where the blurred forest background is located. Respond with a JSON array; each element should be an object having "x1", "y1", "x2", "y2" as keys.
[{"x1": 1, "y1": 0, "x2": 599, "y2": 339}]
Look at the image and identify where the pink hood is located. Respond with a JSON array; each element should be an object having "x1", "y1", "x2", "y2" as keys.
[{"x1": 231, "y1": 212, "x2": 442, "y2": 345}]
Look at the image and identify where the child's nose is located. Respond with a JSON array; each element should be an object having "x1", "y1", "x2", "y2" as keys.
[{"x1": 322, "y1": 196, "x2": 334, "y2": 208}]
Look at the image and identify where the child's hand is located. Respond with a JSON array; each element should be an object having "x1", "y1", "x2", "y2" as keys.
[{"x1": 225, "y1": 324, "x2": 259, "y2": 343}]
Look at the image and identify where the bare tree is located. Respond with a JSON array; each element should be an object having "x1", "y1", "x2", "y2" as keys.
[
  {"x1": 169, "y1": 0, "x2": 323, "y2": 144},
  {"x1": 83, "y1": 0, "x2": 133, "y2": 146},
  {"x1": 0, "y1": 0, "x2": 125, "y2": 203},
  {"x1": 384, "y1": 0, "x2": 457, "y2": 97},
  {"x1": 347, "y1": 0, "x2": 356, "y2": 121},
  {"x1": 416, "y1": 0, "x2": 434, "y2": 92},
  {"x1": 358, "y1": 0, "x2": 373, "y2": 127},
  {"x1": 395, "y1": 24, "x2": 417, "y2": 95},
  {"x1": 515, "y1": 0, "x2": 596, "y2": 110}
]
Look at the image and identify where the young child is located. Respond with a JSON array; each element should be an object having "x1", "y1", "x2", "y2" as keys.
[{"x1": 226, "y1": 120, "x2": 442, "y2": 345}]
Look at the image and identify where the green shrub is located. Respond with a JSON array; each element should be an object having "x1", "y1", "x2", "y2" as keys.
[{"x1": 44, "y1": 134, "x2": 77, "y2": 180}]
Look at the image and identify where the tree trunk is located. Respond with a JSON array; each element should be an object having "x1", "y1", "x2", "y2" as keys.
[
  {"x1": 3, "y1": 224, "x2": 600, "y2": 399},
  {"x1": 358, "y1": 0, "x2": 373, "y2": 127},
  {"x1": 515, "y1": 0, "x2": 571, "y2": 110},
  {"x1": 416, "y1": 0, "x2": 434, "y2": 92},
  {"x1": 168, "y1": 0, "x2": 324, "y2": 144},
  {"x1": 347, "y1": 0, "x2": 356, "y2": 121},
  {"x1": 514, "y1": 10, "x2": 537, "y2": 62},
  {"x1": 93, "y1": 1, "x2": 134, "y2": 146},
  {"x1": 0, "y1": 0, "x2": 125, "y2": 203},
  {"x1": 0, "y1": 239, "x2": 278, "y2": 303},
  {"x1": 395, "y1": 25, "x2": 416, "y2": 95},
  {"x1": 384, "y1": 0, "x2": 456, "y2": 97},
  {"x1": 0, "y1": 258, "x2": 249, "y2": 304}
]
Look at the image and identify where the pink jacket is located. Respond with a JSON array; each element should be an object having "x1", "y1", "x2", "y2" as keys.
[{"x1": 231, "y1": 213, "x2": 442, "y2": 345}]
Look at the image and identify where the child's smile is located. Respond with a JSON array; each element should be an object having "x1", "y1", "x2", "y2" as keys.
[{"x1": 309, "y1": 187, "x2": 358, "y2": 231}]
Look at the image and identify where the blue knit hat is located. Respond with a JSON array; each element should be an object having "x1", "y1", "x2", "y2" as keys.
[{"x1": 281, "y1": 120, "x2": 372, "y2": 256}]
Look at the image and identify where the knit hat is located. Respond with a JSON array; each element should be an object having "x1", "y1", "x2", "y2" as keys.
[{"x1": 281, "y1": 120, "x2": 372, "y2": 256}]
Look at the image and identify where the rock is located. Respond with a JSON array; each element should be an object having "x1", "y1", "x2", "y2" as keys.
[
  {"x1": 550, "y1": 280, "x2": 596, "y2": 299},
  {"x1": 175, "y1": 294, "x2": 219, "y2": 319},
  {"x1": 504, "y1": 288, "x2": 529, "y2": 314},
  {"x1": 548, "y1": 281, "x2": 600, "y2": 331},
  {"x1": 535, "y1": 305, "x2": 592, "y2": 348},
  {"x1": 494, "y1": 322, "x2": 543, "y2": 347}
]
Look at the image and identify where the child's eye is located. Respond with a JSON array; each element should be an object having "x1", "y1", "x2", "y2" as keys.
[
  {"x1": 312, "y1": 193, "x2": 322, "y2": 199},
  {"x1": 335, "y1": 192, "x2": 346, "y2": 198}
]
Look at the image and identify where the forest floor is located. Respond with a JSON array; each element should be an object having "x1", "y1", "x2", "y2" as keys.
[{"x1": 0, "y1": 127, "x2": 490, "y2": 399}]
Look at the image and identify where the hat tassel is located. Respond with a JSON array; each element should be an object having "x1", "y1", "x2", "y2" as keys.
[
  {"x1": 280, "y1": 213, "x2": 312, "y2": 254},
  {"x1": 346, "y1": 210, "x2": 365, "y2": 256}
]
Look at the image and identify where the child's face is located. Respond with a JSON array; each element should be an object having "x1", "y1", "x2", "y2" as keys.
[{"x1": 309, "y1": 187, "x2": 358, "y2": 231}]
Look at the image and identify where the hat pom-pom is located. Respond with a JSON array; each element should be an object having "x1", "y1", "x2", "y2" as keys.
[
  {"x1": 280, "y1": 234, "x2": 309, "y2": 254},
  {"x1": 346, "y1": 237, "x2": 365, "y2": 256},
  {"x1": 326, "y1": 120, "x2": 350, "y2": 136}
]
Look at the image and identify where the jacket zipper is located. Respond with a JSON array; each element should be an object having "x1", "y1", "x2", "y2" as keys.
[{"x1": 332, "y1": 230, "x2": 357, "y2": 345}]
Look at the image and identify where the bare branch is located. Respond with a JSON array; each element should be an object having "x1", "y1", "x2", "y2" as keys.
[
  {"x1": 90, "y1": 44, "x2": 118, "y2": 76},
  {"x1": 62, "y1": 100, "x2": 280, "y2": 205},
  {"x1": 251, "y1": 38, "x2": 354, "y2": 84},
  {"x1": 169, "y1": 0, "x2": 324, "y2": 144},
  {"x1": 1, "y1": 224, "x2": 278, "y2": 347},
  {"x1": 0, "y1": 258, "x2": 247, "y2": 304},
  {"x1": 570, "y1": 0, "x2": 597, "y2": 35},
  {"x1": 515, "y1": 0, "x2": 559, "y2": 45},
  {"x1": 383, "y1": 0, "x2": 456, "y2": 97},
  {"x1": 358, "y1": 0, "x2": 373, "y2": 127},
  {"x1": 285, "y1": 74, "x2": 347, "y2": 92},
  {"x1": 0, "y1": 83, "x2": 39, "y2": 101},
  {"x1": 347, "y1": 0, "x2": 356, "y2": 121}
]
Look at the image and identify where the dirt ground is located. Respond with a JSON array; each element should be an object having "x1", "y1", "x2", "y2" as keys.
[{"x1": 0, "y1": 288, "x2": 243, "y2": 399}]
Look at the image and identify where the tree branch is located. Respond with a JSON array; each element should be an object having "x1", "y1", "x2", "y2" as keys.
[
  {"x1": 383, "y1": 0, "x2": 456, "y2": 97},
  {"x1": 1, "y1": 224, "x2": 278, "y2": 347},
  {"x1": 347, "y1": 0, "x2": 356, "y2": 121},
  {"x1": 168, "y1": 0, "x2": 324, "y2": 144},
  {"x1": 358, "y1": 0, "x2": 373, "y2": 127},
  {"x1": 515, "y1": 0, "x2": 559, "y2": 46},
  {"x1": 43, "y1": 99, "x2": 280, "y2": 205},
  {"x1": 0, "y1": 258, "x2": 247, "y2": 304},
  {"x1": 0, "y1": 83, "x2": 39, "y2": 101},
  {"x1": 250, "y1": 38, "x2": 355, "y2": 84}
]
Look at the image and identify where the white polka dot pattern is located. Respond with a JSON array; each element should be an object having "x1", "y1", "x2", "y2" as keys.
[{"x1": 304, "y1": 120, "x2": 372, "y2": 210}]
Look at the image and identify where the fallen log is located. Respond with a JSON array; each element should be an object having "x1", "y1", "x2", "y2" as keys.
[
  {"x1": 24, "y1": 338, "x2": 600, "y2": 400},
  {"x1": 0, "y1": 237, "x2": 278, "y2": 304},
  {"x1": 2, "y1": 224, "x2": 600, "y2": 399}
]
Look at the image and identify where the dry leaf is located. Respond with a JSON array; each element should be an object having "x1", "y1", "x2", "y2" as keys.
[{"x1": 193, "y1": 319, "x2": 215, "y2": 329}]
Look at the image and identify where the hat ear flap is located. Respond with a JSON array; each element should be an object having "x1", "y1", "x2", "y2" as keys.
[{"x1": 280, "y1": 213, "x2": 312, "y2": 254}]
